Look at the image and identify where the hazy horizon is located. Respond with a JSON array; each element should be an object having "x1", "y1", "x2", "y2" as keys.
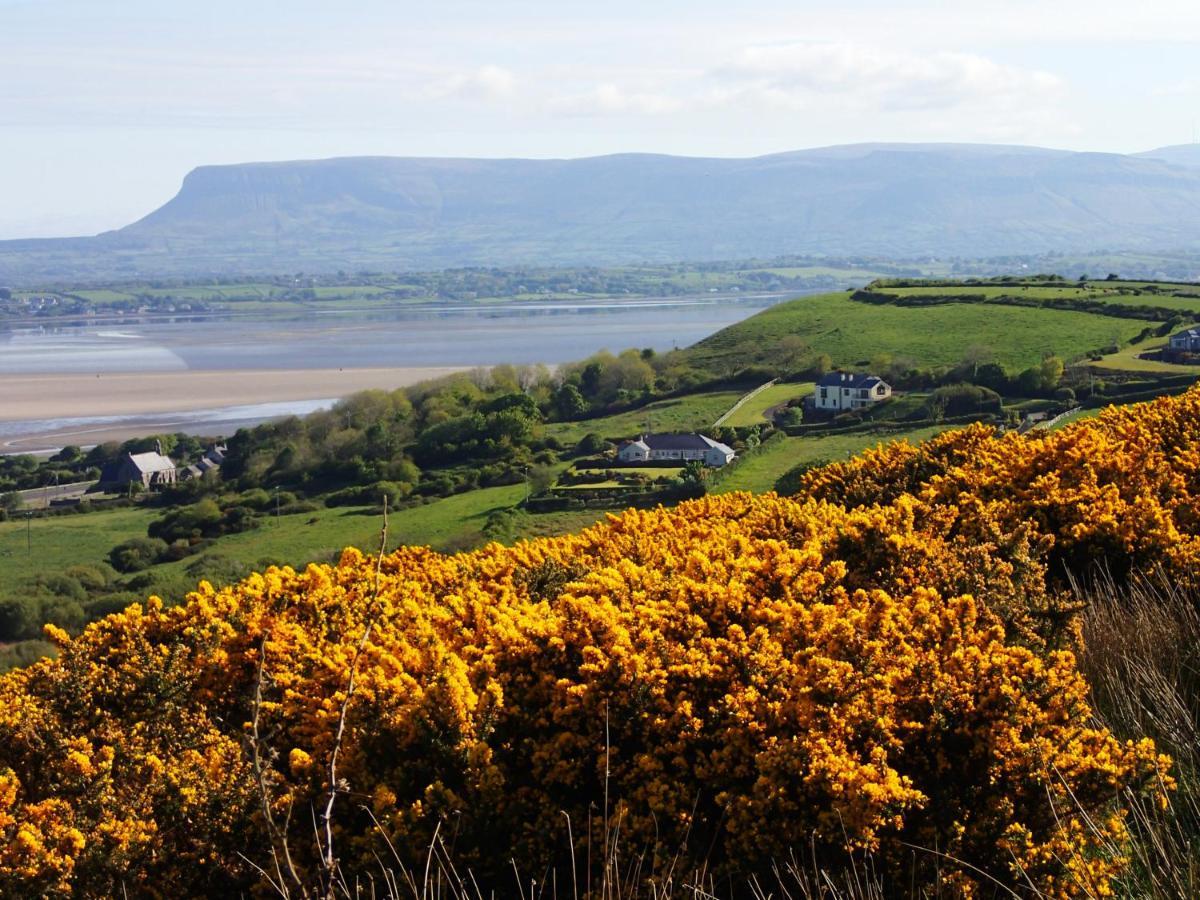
[{"x1": 4, "y1": 0, "x2": 1200, "y2": 240}]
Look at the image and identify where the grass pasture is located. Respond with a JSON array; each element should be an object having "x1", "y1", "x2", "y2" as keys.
[
  {"x1": 1092, "y1": 340, "x2": 1200, "y2": 374},
  {"x1": 0, "y1": 507, "x2": 157, "y2": 594},
  {"x1": 687, "y1": 291, "x2": 1153, "y2": 374},
  {"x1": 885, "y1": 282, "x2": 1200, "y2": 315},
  {"x1": 711, "y1": 424, "x2": 952, "y2": 495},
  {"x1": 722, "y1": 382, "x2": 814, "y2": 427}
]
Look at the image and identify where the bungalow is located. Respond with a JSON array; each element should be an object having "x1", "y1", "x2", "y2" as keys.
[
  {"x1": 1168, "y1": 327, "x2": 1200, "y2": 353},
  {"x1": 99, "y1": 450, "x2": 178, "y2": 489},
  {"x1": 814, "y1": 372, "x2": 892, "y2": 412},
  {"x1": 617, "y1": 433, "x2": 736, "y2": 467}
]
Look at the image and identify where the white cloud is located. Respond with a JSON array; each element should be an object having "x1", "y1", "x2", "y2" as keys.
[
  {"x1": 711, "y1": 42, "x2": 1063, "y2": 113},
  {"x1": 426, "y1": 65, "x2": 518, "y2": 101},
  {"x1": 549, "y1": 82, "x2": 683, "y2": 117}
]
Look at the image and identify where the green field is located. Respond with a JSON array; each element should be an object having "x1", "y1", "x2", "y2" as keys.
[
  {"x1": 688, "y1": 291, "x2": 1153, "y2": 373},
  {"x1": 547, "y1": 391, "x2": 742, "y2": 444},
  {"x1": 881, "y1": 282, "x2": 1200, "y2": 314},
  {"x1": 722, "y1": 382, "x2": 813, "y2": 427},
  {"x1": 69, "y1": 289, "x2": 139, "y2": 303},
  {"x1": 1092, "y1": 340, "x2": 1200, "y2": 374},
  {"x1": 711, "y1": 425, "x2": 952, "y2": 495},
  {"x1": 0, "y1": 508, "x2": 157, "y2": 594},
  {"x1": 0, "y1": 487, "x2": 534, "y2": 602}
]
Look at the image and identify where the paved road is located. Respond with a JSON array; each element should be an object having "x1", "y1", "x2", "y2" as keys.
[{"x1": 14, "y1": 480, "x2": 95, "y2": 509}]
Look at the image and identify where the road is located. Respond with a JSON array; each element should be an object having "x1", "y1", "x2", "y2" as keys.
[{"x1": 14, "y1": 480, "x2": 95, "y2": 509}]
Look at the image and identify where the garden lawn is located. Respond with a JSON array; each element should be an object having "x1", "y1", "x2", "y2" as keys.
[{"x1": 547, "y1": 391, "x2": 742, "y2": 444}]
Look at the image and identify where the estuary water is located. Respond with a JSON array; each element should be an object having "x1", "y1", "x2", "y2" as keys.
[{"x1": 0, "y1": 295, "x2": 786, "y2": 374}]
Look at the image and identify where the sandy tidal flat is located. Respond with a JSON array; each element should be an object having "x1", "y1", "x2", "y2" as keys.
[
  {"x1": 0, "y1": 367, "x2": 465, "y2": 421},
  {"x1": 0, "y1": 367, "x2": 466, "y2": 452}
]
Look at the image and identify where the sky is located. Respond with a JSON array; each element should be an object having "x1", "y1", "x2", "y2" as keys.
[{"x1": 2, "y1": 0, "x2": 1199, "y2": 239}]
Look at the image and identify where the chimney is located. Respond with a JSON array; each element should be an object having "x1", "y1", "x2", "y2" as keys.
[{"x1": 155, "y1": 439, "x2": 162, "y2": 456}]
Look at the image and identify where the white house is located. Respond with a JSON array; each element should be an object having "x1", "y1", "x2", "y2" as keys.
[
  {"x1": 1168, "y1": 327, "x2": 1200, "y2": 353},
  {"x1": 617, "y1": 433, "x2": 736, "y2": 467},
  {"x1": 814, "y1": 372, "x2": 892, "y2": 412}
]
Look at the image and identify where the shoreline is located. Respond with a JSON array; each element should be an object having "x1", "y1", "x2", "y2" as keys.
[{"x1": 0, "y1": 366, "x2": 467, "y2": 453}]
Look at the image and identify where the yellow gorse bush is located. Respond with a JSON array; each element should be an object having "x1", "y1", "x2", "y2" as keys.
[{"x1": 4, "y1": 388, "x2": 1200, "y2": 897}]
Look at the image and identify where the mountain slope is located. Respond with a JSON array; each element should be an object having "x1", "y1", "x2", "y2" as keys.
[
  {"x1": 1137, "y1": 144, "x2": 1200, "y2": 168},
  {"x1": 7, "y1": 143, "x2": 1200, "y2": 280}
]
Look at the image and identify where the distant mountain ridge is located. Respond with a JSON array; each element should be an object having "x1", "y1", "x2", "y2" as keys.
[{"x1": 6, "y1": 142, "x2": 1200, "y2": 281}]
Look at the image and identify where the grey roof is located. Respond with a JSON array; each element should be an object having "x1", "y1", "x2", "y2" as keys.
[
  {"x1": 622, "y1": 433, "x2": 734, "y2": 453},
  {"x1": 127, "y1": 451, "x2": 176, "y2": 474},
  {"x1": 817, "y1": 371, "x2": 885, "y2": 389},
  {"x1": 1171, "y1": 327, "x2": 1200, "y2": 340}
]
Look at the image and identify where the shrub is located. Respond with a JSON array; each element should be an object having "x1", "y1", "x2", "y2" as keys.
[
  {"x1": 7, "y1": 388, "x2": 1200, "y2": 896},
  {"x1": 0, "y1": 596, "x2": 41, "y2": 642},
  {"x1": 108, "y1": 536, "x2": 169, "y2": 572},
  {"x1": 63, "y1": 564, "x2": 116, "y2": 592}
]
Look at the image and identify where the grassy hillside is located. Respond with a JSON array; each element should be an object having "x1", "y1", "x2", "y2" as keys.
[{"x1": 686, "y1": 290, "x2": 1153, "y2": 372}]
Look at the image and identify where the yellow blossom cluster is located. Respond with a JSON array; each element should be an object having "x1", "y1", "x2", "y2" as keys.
[
  {"x1": 802, "y1": 388, "x2": 1200, "y2": 579},
  {"x1": 3, "y1": 388, "x2": 1199, "y2": 897}
]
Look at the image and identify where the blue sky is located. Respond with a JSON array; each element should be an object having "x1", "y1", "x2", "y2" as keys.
[{"x1": 2, "y1": 0, "x2": 1198, "y2": 238}]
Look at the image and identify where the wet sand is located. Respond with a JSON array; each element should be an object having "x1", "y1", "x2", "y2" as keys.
[
  {"x1": 0, "y1": 367, "x2": 466, "y2": 421},
  {"x1": 0, "y1": 367, "x2": 467, "y2": 453}
]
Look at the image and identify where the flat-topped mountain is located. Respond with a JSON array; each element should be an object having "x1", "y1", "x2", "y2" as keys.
[{"x1": 6, "y1": 143, "x2": 1200, "y2": 280}]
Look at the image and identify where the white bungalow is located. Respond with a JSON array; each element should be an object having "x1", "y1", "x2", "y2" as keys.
[{"x1": 617, "y1": 433, "x2": 735, "y2": 467}]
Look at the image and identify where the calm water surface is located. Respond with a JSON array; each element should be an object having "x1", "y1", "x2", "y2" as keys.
[{"x1": 0, "y1": 296, "x2": 788, "y2": 374}]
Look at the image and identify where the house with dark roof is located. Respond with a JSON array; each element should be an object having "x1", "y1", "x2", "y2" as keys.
[
  {"x1": 616, "y1": 433, "x2": 735, "y2": 467},
  {"x1": 179, "y1": 444, "x2": 228, "y2": 482},
  {"x1": 1168, "y1": 327, "x2": 1200, "y2": 353},
  {"x1": 814, "y1": 371, "x2": 892, "y2": 412},
  {"x1": 98, "y1": 451, "x2": 178, "y2": 489}
]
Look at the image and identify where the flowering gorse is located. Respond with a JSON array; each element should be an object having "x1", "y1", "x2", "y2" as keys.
[{"x1": 3, "y1": 387, "x2": 1199, "y2": 897}]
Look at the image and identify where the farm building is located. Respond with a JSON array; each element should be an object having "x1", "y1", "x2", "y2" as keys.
[
  {"x1": 1168, "y1": 327, "x2": 1200, "y2": 353},
  {"x1": 617, "y1": 433, "x2": 735, "y2": 467},
  {"x1": 98, "y1": 450, "x2": 178, "y2": 489},
  {"x1": 814, "y1": 372, "x2": 892, "y2": 412}
]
